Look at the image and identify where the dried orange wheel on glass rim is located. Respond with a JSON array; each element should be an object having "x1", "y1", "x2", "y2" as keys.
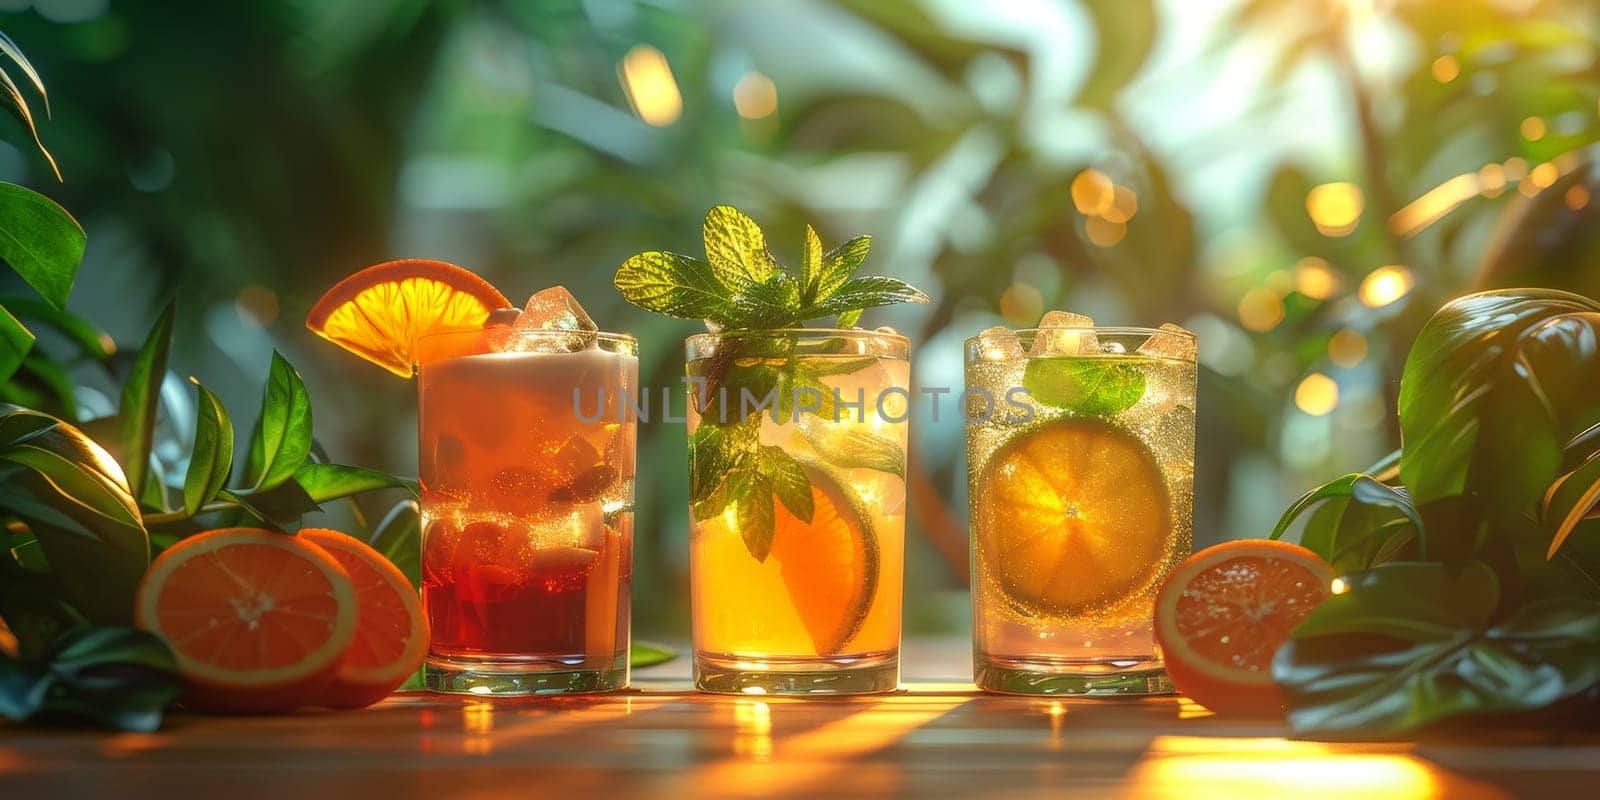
[
  {"x1": 299, "y1": 529, "x2": 429, "y2": 709},
  {"x1": 306, "y1": 259, "x2": 510, "y2": 377},
  {"x1": 135, "y1": 528, "x2": 358, "y2": 713},
  {"x1": 1154, "y1": 539, "x2": 1336, "y2": 716},
  {"x1": 975, "y1": 419, "x2": 1171, "y2": 617}
]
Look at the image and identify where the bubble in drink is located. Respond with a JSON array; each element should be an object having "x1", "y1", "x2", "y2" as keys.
[
  {"x1": 509, "y1": 286, "x2": 597, "y2": 352},
  {"x1": 975, "y1": 326, "x2": 1023, "y2": 359},
  {"x1": 1137, "y1": 322, "x2": 1197, "y2": 361},
  {"x1": 1031, "y1": 310, "x2": 1098, "y2": 356}
]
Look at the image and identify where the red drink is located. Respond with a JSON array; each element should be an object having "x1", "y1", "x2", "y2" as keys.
[{"x1": 417, "y1": 328, "x2": 636, "y2": 694}]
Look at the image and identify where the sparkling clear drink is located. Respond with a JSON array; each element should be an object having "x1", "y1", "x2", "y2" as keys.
[
  {"x1": 418, "y1": 328, "x2": 637, "y2": 695},
  {"x1": 686, "y1": 329, "x2": 908, "y2": 694},
  {"x1": 966, "y1": 324, "x2": 1195, "y2": 694}
]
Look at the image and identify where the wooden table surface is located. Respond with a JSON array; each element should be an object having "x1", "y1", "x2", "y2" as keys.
[{"x1": 3, "y1": 640, "x2": 1596, "y2": 798}]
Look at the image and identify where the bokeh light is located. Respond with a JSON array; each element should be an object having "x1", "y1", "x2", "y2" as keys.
[
  {"x1": 733, "y1": 72, "x2": 778, "y2": 120},
  {"x1": 1071, "y1": 169, "x2": 1114, "y2": 216},
  {"x1": 618, "y1": 44, "x2": 682, "y2": 126},
  {"x1": 1521, "y1": 116, "x2": 1547, "y2": 141},
  {"x1": 1430, "y1": 54, "x2": 1459, "y2": 82},
  {"x1": 999, "y1": 281, "x2": 1044, "y2": 323},
  {"x1": 1293, "y1": 257, "x2": 1339, "y2": 300},
  {"x1": 1295, "y1": 373, "x2": 1340, "y2": 416},
  {"x1": 1306, "y1": 182, "x2": 1364, "y2": 236},
  {"x1": 1328, "y1": 328, "x2": 1368, "y2": 367},
  {"x1": 1238, "y1": 287, "x2": 1285, "y2": 332},
  {"x1": 1358, "y1": 266, "x2": 1413, "y2": 308}
]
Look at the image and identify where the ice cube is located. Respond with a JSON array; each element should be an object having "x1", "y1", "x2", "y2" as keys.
[
  {"x1": 507, "y1": 286, "x2": 597, "y2": 352},
  {"x1": 975, "y1": 326, "x2": 1023, "y2": 360},
  {"x1": 1138, "y1": 322, "x2": 1197, "y2": 361},
  {"x1": 1031, "y1": 311, "x2": 1098, "y2": 356}
]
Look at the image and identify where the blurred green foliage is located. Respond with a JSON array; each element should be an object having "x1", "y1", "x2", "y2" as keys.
[{"x1": 2, "y1": 0, "x2": 1598, "y2": 637}]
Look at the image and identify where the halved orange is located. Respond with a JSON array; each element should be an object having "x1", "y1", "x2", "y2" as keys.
[
  {"x1": 135, "y1": 528, "x2": 358, "y2": 713},
  {"x1": 299, "y1": 529, "x2": 429, "y2": 709},
  {"x1": 770, "y1": 466, "x2": 878, "y2": 656},
  {"x1": 306, "y1": 259, "x2": 511, "y2": 377},
  {"x1": 1154, "y1": 539, "x2": 1336, "y2": 716},
  {"x1": 974, "y1": 419, "x2": 1171, "y2": 617}
]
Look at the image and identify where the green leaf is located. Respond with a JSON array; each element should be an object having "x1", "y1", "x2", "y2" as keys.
[
  {"x1": 182, "y1": 380, "x2": 233, "y2": 516},
  {"x1": 614, "y1": 251, "x2": 738, "y2": 322},
  {"x1": 1275, "y1": 562, "x2": 1600, "y2": 734},
  {"x1": 1543, "y1": 448, "x2": 1600, "y2": 559},
  {"x1": 732, "y1": 469, "x2": 775, "y2": 562},
  {"x1": 628, "y1": 641, "x2": 677, "y2": 668},
  {"x1": 246, "y1": 351, "x2": 314, "y2": 490},
  {"x1": 732, "y1": 273, "x2": 802, "y2": 327},
  {"x1": 0, "y1": 407, "x2": 148, "y2": 625},
  {"x1": 1271, "y1": 473, "x2": 1425, "y2": 571},
  {"x1": 32, "y1": 627, "x2": 180, "y2": 732},
  {"x1": 759, "y1": 445, "x2": 813, "y2": 523},
  {"x1": 0, "y1": 183, "x2": 83, "y2": 309},
  {"x1": 701, "y1": 205, "x2": 779, "y2": 290},
  {"x1": 220, "y1": 481, "x2": 321, "y2": 528},
  {"x1": 816, "y1": 235, "x2": 871, "y2": 303},
  {"x1": 0, "y1": 303, "x2": 34, "y2": 383},
  {"x1": 117, "y1": 299, "x2": 175, "y2": 503},
  {"x1": 836, "y1": 308, "x2": 863, "y2": 328},
  {"x1": 294, "y1": 462, "x2": 417, "y2": 503},
  {"x1": 799, "y1": 225, "x2": 824, "y2": 305},
  {"x1": 1399, "y1": 290, "x2": 1600, "y2": 511},
  {"x1": 1, "y1": 294, "x2": 115, "y2": 358},
  {"x1": 1023, "y1": 358, "x2": 1147, "y2": 416},
  {"x1": 802, "y1": 276, "x2": 929, "y2": 319},
  {"x1": 798, "y1": 422, "x2": 905, "y2": 479},
  {"x1": 0, "y1": 656, "x2": 50, "y2": 721},
  {"x1": 368, "y1": 499, "x2": 420, "y2": 588}
]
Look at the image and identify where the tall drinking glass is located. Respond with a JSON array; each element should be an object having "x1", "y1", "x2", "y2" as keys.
[
  {"x1": 686, "y1": 329, "x2": 909, "y2": 694},
  {"x1": 965, "y1": 325, "x2": 1195, "y2": 694},
  {"x1": 417, "y1": 327, "x2": 637, "y2": 695}
]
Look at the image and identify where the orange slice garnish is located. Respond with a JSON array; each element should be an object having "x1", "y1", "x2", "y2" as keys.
[{"x1": 306, "y1": 259, "x2": 510, "y2": 377}]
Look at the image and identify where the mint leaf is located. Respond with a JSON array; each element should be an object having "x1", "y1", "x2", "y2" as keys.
[
  {"x1": 803, "y1": 275, "x2": 928, "y2": 319},
  {"x1": 732, "y1": 470, "x2": 775, "y2": 562},
  {"x1": 759, "y1": 445, "x2": 813, "y2": 523},
  {"x1": 614, "y1": 251, "x2": 738, "y2": 322},
  {"x1": 703, "y1": 205, "x2": 779, "y2": 290},
  {"x1": 799, "y1": 424, "x2": 904, "y2": 478},
  {"x1": 732, "y1": 273, "x2": 802, "y2": 327},
  {"x1": 182, "y1": 379, "x2": 233, "y2": 516},
  {"x1": 800, "y1": 225, "x2": 824, "y2": 304},
  {"x1": 1023, "y1": 358, "x2": 1147, "y2": 415},
  {"x1": 817, "y1": 235, "x2": 870, "y2": 303}
]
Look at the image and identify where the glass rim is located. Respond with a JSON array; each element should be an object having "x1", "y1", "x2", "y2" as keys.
[
  {"x1": 963, "y1": 325, "x2": 1194, "y2": 346},
  {"x1": 416, "y1": 326, "x2": 637, "y2": 346},
  {"x1": 685, "y1": 327, "x2": 910, "y2": 345}
]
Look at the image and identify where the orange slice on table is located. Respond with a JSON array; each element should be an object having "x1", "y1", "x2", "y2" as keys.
[
  {"x1": 135, "y1": 528, "x2": 358, "y2": 713},
  {"x1": 770, "y1": 466, "x2": 879, "y2": 657},
  {"x1": 306, "y1": 259, "x2": 511, "y2": 377},
  {"x1": 974, "y1": 419, "x2": 1171, "y2": 617},
  {"x1": 1154, "y1": 539, "x2": 1336, "y2": 716},
  {"x1": 300, "y1": 529, "x2": 429, "y2": 709}
]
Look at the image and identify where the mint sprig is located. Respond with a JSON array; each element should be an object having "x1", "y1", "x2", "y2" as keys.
[
  {"x1": 618, "y1": 206, "x2": 927, "y2": 560},
  {"x1": 615, "y1": 205, "x2": 927, "y2": 330}
]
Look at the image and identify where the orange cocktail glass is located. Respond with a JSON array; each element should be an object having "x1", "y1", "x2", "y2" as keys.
[{"x1": 417, "y1": 327, "x2": 637, "y2": 695}]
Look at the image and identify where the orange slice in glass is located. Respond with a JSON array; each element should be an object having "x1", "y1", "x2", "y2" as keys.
[
  {"x1": 306, "y1": 259, "x2": 510, "y2": 377},
  {"x1": 770, "y1": 466, "x2": 878, "y2": 656},
  {"x1": 975, "y1": 419, "x2": 1170, "y2": 617}
]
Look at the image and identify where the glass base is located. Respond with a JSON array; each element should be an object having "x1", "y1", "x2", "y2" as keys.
[
  {"x1": 694, "y1": 650, "x2": 899, "y2": 695},
  {"x1": 424, "y1": 657, "x2": 627, "y2": 696},
  {"x1": 975, "y1": 655, "x2": 1173, "y2": 696}
]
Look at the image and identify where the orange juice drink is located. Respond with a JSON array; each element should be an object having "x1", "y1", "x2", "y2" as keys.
[{"x1": 686, "y1": 329, "x2": 908, "y2": 694}]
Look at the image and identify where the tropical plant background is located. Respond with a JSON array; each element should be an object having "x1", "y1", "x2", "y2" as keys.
[{"x1": 3, "y1": 0, "x2": 1598, "y2": 639}]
